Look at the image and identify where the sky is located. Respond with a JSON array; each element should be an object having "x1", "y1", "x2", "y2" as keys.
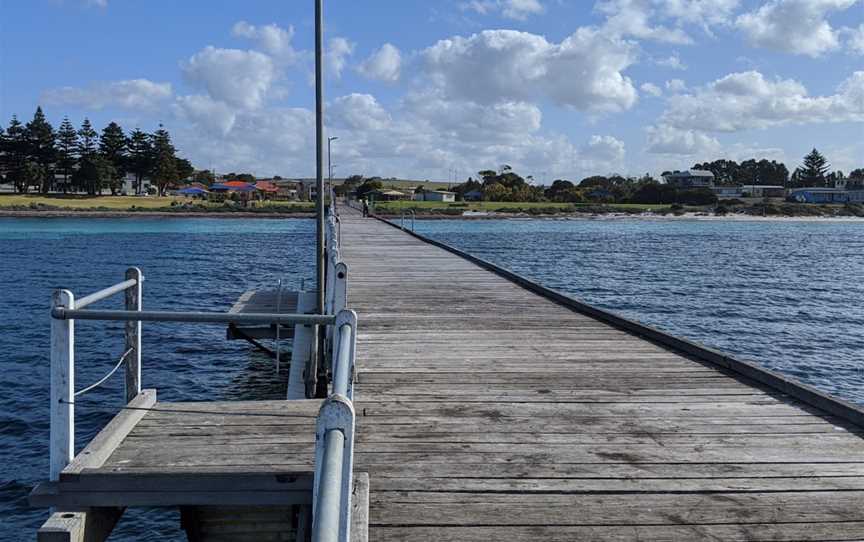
[{"x1": 0, "y1": 0, "x2": 862, "y2": 182}]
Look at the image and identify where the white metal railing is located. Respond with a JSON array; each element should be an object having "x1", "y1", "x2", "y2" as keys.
[
  {"x1": 312, "y1": 199, "x2": 358, "y2": 542},
  {"x1": 48, "y1": 270, "x2": 338, "y2": 483},
  {"x1": 49, "y1": 267, "x2": 142, "y2": 481}
]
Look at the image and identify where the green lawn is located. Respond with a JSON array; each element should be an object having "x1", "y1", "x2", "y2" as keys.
[
  {"x1": 0, "y1": 194, "x2": 314, "y2": 212},
  {"x1": 373, "y1": 200, "x2": 673, "y2": 213}
]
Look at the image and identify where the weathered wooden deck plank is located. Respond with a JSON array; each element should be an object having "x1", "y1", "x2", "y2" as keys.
[{"x1": 336, "y1": 209, "x2": 864, "y2": 541}]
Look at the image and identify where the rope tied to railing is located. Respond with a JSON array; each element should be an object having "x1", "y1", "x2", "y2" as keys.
[{"x1": 73, "y1": 348, "x2": 133, "y2": 397}]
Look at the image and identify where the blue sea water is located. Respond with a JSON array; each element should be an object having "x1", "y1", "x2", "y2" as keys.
[
  {"x1": 0, "y1": 217, "x2": 313, "y2": 541},
  {"x1": 2, "y1": 216, "x2": 864, "y2": 539}
]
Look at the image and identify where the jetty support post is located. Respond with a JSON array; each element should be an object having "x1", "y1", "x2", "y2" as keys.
[
  {"x1": 50, "y1": 289, "x2": 75, "y2": 482},
  {"x1": 124, "y1": 267, "x2": 142, "y2": 403}
]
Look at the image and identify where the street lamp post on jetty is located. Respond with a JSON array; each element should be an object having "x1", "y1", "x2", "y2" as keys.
[{"x1": 314, "y1": 0, "x2": 327, "y2": 397}]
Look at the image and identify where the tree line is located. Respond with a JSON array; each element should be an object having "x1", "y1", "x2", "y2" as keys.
[
  {"x1": 692, "y1": 149, "x2": 862, "y2": 189},
  {"x1": 0, "y1": 107, "x2": 194, "y2": 196}
]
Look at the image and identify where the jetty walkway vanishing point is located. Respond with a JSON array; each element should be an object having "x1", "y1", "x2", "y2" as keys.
[{"x1": 31, "y1": 202, "x2": 864, "y2": 540}]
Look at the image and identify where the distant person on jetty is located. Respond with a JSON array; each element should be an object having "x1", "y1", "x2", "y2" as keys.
[{"x1": 362, "y1": 199, "x2": 369, "y2": 218}]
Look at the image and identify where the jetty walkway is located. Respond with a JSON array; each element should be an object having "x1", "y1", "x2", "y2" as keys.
[
  {"x1": 339, "y1": 207, "x2": 864, "y2": 540},
  {"x1": 30, "y1": 203, "x2": 864, "y2": 541}
]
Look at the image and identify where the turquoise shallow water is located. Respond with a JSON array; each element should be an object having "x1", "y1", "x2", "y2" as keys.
[
  {"x1": 0, "y1": 217, "x2": 313, "y2": 540},
  {"x1": 2, "y1": 216, "x2": 863, "y2": 539},
  {"x1": 416, "y1": 217, "x2": 864, "y2": 407}
]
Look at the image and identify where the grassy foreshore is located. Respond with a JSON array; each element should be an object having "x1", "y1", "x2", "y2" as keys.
[
  {"x1": 0, "y1": 194, "x2": 314, "y2": 217},
  {"x1": 373, "y1": 200, "x2": 864, "y2": 218},
  {"x1": 2, "y1": 194, "x2": 864, "y2": 219}
]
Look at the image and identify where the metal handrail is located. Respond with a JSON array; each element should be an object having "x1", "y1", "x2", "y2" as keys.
[
  {"x1": 52, "y1": 308, "x2": 335, "y2": 326},
  {"x1": 75, "y1": 278, "x2": 139, "y2": 309},
  {"x1": 400, "y1": 209, "x2": 416, "y2": 231}
]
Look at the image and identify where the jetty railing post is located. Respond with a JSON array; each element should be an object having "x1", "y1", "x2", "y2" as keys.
[
  {"x1": 50, "y1": 289, "x2": 75, "y2": 481},
  {"x1": 312, "y1": 395, "x2": 356, "y2": 542},
  {"x1": 332, "y1": 263, "x2": 348, "y2": 317},
  {"x1": 124, "y1": 267, "x2": 142, "y2": 403}
]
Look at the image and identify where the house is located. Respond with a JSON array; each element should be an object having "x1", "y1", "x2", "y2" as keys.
[
  {"x1": 713, "y1": 186, "x2": 743, "y2": 198},
  {"x1": 369, "y1": 189, "x2": 412, "y2": 201},
  {"x1": 663, "y1": 170, "x2": 715, "y2": 188},
  {"x1": 121, "y1": 173, "x2": 152, "y2": 195},
  {"x1": 789, "y1": 187, "x2": 851, "y2": 204},
  {"x1": 741, "y1": 185, "x2": 786, "y2": 198},
  {"x1": 415, "y1": 190, "x2": 456, "y2": 202},
  {"x1": 463, "y1": 189, "x2": 483, "y2": 202},
  {"x1": 254, "y1": 180, "x2": 280, "y2": 200}
]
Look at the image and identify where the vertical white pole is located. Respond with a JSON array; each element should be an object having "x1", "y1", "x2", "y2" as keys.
[
  {"x1": 50, "y1": 290, "x2": 74, "y2": 481},
  {"x1": 124, "y1": 267, "x2": 142, "y2": 403}
]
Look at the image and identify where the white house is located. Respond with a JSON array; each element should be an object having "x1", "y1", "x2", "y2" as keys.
[
  {"x1": 415, "y1": 190, "x2": 456, "y2": 202},
  {"x1": 663, "y1": 170, "x2": 715, "y2": 188},
  {"x1": 740, "y1": 185, "x2": 785, "y2": 198}
]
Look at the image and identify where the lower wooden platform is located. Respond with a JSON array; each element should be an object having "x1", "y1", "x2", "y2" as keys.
[
  {"x1": 32, "y1": 394, "x2": 321, "y2": 509},
  {"x1": 227, "y1": 289, "x2": 308, "y2": 340}
]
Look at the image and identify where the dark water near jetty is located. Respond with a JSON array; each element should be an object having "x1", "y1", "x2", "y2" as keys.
[
  {"x1": 0, "y1": 217, "x2": 313, "y2": 541},
  {"x1": 2, "y1": 216, "x2": 864, "y2": 539},
  {"x1": 418, "y1": 217, "x2": 864, "y2": 407}
]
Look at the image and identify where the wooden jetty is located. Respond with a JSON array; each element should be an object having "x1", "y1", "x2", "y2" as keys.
[
  {"x1": 337, "y1": 208, "x2": 864, "y2": 541},
  {"x1": 30, "y1": 203, "x2": 864, "y2": 541}
]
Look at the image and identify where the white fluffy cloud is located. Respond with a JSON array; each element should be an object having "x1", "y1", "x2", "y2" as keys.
[
  {"x1": 357, "y1": 43, "x2": 402, "y2": 82},
  {"x1": 42, "y1": 79, "x2": 172, "y2": 110},
  {"x1": 666, "y1": 78, "x2": 687, "y2": 93},
  {"x1": 461, "y1": 0, "x2": 545, "y2": 20},
  {"x1": 660, "y1": 70, "x2": 864, "y2": 132},
  {"x1": 329, "y1": 94, "x2": 393, "y2": 131},
  {"x1": 655, "y1": 52, "x2": 687, "y2": 70},
  {"x1": 736, "y1": 0, "x2": 858, "y2": 57},
  {"x1": 849, "y1": 24, "x2": 864, "y2": 54},
  {"x1": 579, "y1": 135, "x2": 627, "y2": 171},
  {"x1": 596, "y1": 0, "x2": 741, "y2": 43},
  {"x1": 422, "y1": 29, "x2": 638, "y2": 113},
  {"x1": 646, "y1": 124, "x2": 721, "y2": 155},
  {"x1": 173, "y1": 95, "x2": 237, "y2": 135},
  {"x1": 327, "y1": 38, "x2": 355, "y2": 79},
  {"x1": 641, "y1": 82, "x2": 663, "y2": 97},
  {"x1": 181, "y1": 46, "x2": 276, "y2": 109},
  {"x1": 231, "y1": 21, "x2": 298, "y2": 63}
]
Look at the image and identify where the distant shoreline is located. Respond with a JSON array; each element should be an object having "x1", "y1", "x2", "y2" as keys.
[
  {"x1": 0, "y1": 210, "x2": 315, "y2": 219},
  {"x1": 374, "y1": 211, "x2": 864, "y2": 222}
]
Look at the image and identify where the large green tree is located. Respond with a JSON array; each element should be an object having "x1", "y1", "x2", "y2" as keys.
[
  {"x1": 2, "y1": 116, "x2": 29, "y2": 192},
  {"x1": 99, "y1": 122, "x2": 128, "y2": 194},
  {"x1": 56, "y1": 117, "x2": 78, "y2": 192},
  {"x1": 25, "y1": 107, "x2": 56, "y2": 193},
  {"x1": 800, "y1": 148, "x2": 830, "y2": 187},
  {"x1": 175, "y1": 157, "x2": 194, "y2": 182},
  {"x1": 150, "y1": 125, "x2": 178, "y2": 196},
  {"x1": 73, "y1": 155, "x2": 116, "y2": 195},
  {"x1": 127, "y1": 128, "x2": 153, "y2": 195}
]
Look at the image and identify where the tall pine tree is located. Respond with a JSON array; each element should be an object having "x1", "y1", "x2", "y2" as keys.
[
  {"x1": 76, "y1": 118, "x2": 100, "y2": 194},
  {"x1": 150, "y1": 124, "x2": 178, "y2": 196},
  {"x1": 127, "y1": 128, "x2": 153, "y2": 195},
  {"x1": 3, "y1": 116, "x2": 30, "y2": 193},
  {"x1": 99, "y1": 122, "x2": 128, "y2": 195},
  {"x1": 25, "y1": 106, "x2": 56, "y2": 193},
  {"x1": 801, "y1": 148, "x2": 830, "y2": 187},
  {"x1": 56, "y1": 117, "x2": 78, "y2": 192}
]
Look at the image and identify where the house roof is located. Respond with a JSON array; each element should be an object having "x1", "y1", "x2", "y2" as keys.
[
  {"x1": 254, "y1": 181, "x2": 280, "y2": 192},
  {"x1": 665, "y1": 170, "x2": 715, "y2": 178},
  {"x1": 376, "y1": 189, "x2": 409, "y2": 196}
]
